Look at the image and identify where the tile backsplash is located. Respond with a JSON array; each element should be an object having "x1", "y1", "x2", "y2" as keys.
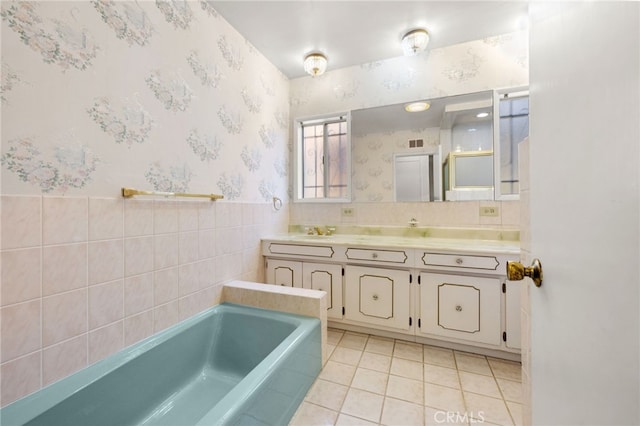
[
  {"x1": 290, "y1": 200, "x2": 520, "y2": 230},
  {"x1": 0, "y1": 194, "x2": 287, "y2": 406}
]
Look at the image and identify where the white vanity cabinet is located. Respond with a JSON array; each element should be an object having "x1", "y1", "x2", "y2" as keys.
[
  {"x1": 417, "y1": 251, "x2": 521, "y2": 350},
  {"x1": 302, "y1": 262, "x2": 343, "y2": 320},
  {"x1": 266, "y1": 258, "x2": 302, "y2": 288},
  {"x1": 344, "y1": 265, "x2": 413, "y2": 333},
  {"x1": 263, "y1": 243, "x2": 343, "y2": 320},
  {"x1": 419, "y1": 272, "x2": 502, "y2": 346},
  {"x1": 262, "y1": 235, "x2": 521, "y2": 358}
]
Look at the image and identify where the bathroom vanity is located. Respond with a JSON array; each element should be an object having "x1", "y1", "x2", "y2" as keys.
[{"x1": 262, "y1": 228, "x2": 521, "y2": 360}]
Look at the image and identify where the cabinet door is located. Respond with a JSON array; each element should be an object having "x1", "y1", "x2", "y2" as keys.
[
  {"x1": 303, "y1": 262, "x2": 343, "y2": 320},
  {"x1": 344, "y1": 265, "x2": 411, "y2": 331},
  {"x1": 505, "y1": 280, "x2": 522, "y2": 349},
  {"x1": 266, "y1": 259, "x2": 302, "y2": 288},
  {"x1": 420, "y1": 273, "x2": 501, "y2": 346}
]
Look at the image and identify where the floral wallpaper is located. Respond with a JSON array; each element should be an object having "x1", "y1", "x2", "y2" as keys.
[
  {"x1": 1, "y1": 0, "x2": 290, "y2": 202},
  {"x1": 289, "y1": 30, "x2": 528, "y2": 202},
  {"x1": 352, "y1": 127, "x2": 441, "y2": 202}
]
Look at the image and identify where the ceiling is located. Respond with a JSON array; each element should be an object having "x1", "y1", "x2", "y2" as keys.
[{"x1": 211, "y1": 1, "x2": 529, "y2": 79}]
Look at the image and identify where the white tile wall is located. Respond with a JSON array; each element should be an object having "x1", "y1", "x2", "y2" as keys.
[
  {"x1": 0, "y1": 194, "x2": 287, "y2": 406},
  {"x1": 290, "y1": 200, "x2": 520, "y2": 229}
]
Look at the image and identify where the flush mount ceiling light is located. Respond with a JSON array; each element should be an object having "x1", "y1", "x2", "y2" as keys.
[
  {"x1": 402, "y1": 29, "x2": 429, "y2": 56},
  {"x1": 405, "y1": 101, "x2": 430, "y2": 112},
  {"x1": 303, "y1": 52, "x2": 328, "y2": 77},
  {"x1": 476, "y1": 112, "x2": 490, "y2": 118}
]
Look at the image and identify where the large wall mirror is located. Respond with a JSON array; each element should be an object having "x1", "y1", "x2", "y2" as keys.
[{"x1": 350, "y1": 88, "x2": 528, "y2": 202}]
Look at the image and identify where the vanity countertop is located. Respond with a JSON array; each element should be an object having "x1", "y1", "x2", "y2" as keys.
[{"x1": 262, "y1": 231, "x2": 520, "y2": 255}]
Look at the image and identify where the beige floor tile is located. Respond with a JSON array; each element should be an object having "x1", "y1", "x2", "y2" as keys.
[
  {"x1": 319, "y1": 360, "x2": 356, "y2": 386},
  {"x1": 488, "y1": 358, "x2": 522, "y2": 382},
  {"x1": 497, "y1": 378, "x2": 522, "y2": 403},
  {"x1": 459, "y1": 371, "x2": 502, "y2": 398},
  {"x1": 351, "y1": 367, "x2": 389, "y2": 395},
  {"x1": 305, "y1": 378, "x2": 349, "y2": 411},
  {"x1": 290, "y1": 401, "x2": 338, "y2": 426},
  {"x1": 390, "y1": 357, "x2": 423, "y2": 379},
  {"x1": 341, "y1": 388, "x2": 384, "y2": 423},
  {"x1": 454, "y1": 351, "x2": 492, "y2": 376},
  {"x1": 326, "y1": 344, "x2": 336, "y2": 360},
  {"x1": 393, "y1": 341, "x2": 423, "y2": 362},
  {"x1": 365, "y1": 336, "x2": 395, "y2": 356},
  {"x1": 386, "y1": 374, "x2": 423, "y2": 404},
  {"x1": 423, "y1": 345, "x2": 456, "y2": 369},
  {"x1": 335, "y1": 413, "x2": 378, "y2": 426},
  {"x1": 464, "y1": 392, "x2": 513, "y2": 426},
  {"x1": 424, "y1": 363, "x2": 461, "y2": 389},
  {"x1": 338, "y1": 332, "x2": 369, "y2": 350},
  {"x1": 328, "y1": 328, "x2": 345, "y2": 345},
  {"x1": 424, "y1": 383, "x2": 466, "y2": 413},
  {"x1": 506, "y1": 401, "x2": 523, "y2": 426},
  {"x1": 330, "y1": 346, "x2": 363, "y2": 366},
  {"x1": 381, "y1": 397, "x2": 424, "y2": 426},
  {"x1": 425, "y1": 407, "x2": 470, "y2": 426},
  {"x1": 359, "y1": 351, "x2": 391, "y2": 373}
]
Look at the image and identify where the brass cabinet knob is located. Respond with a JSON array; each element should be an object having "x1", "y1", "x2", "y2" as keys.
[
  {"x1": 455, "y1": 305, "x2": 462, "y2": 312},
  {"x1": 372, "y1": 252, "x2": 378, "y2": 259},
  {"x1": 507, "y1": 259, "x2": 543, "y2": 287},
  {"x1": 372, "y1": 294, "x2": 379, "y2": 301},
  {"x1": 455, "y1": 258, "x2": 463, "y2": 265}
]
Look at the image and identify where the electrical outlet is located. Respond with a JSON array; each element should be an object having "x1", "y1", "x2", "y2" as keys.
[
  {"x1": 479, "y1": 206, "x2": 499, "y2": 217},
  {"x1": 341, "y1": 207, "x2": 354, "y2": 217}
]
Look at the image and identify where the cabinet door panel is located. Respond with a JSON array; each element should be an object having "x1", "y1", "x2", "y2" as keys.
[
  {"x1": 303, "y1": 262, "x2": 343, "y2": 320},
  {"x1": 266, "y1": 259, "x2": 302, "y2": 288},
  {"x1": 345, "y1": 266, "x2": 411, "y2": 331},
  {"x1": 420, "y1": 273, "x2": 501, "y2": 346},
  {"x1": 505, "y1": 280, "x2": 522, "y2": 349},
  {"x1": 437, "y1": 283, "x2": 480, "y2": 333}
]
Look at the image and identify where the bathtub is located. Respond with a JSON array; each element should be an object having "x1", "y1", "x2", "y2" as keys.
[{"x1": 0, "y1": 303, "x2": 322, "y2": 426}]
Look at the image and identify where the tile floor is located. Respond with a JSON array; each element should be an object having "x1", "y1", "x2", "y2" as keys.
[{"x1": 290, "y1": 328, "x2": 522, "y2": 426}]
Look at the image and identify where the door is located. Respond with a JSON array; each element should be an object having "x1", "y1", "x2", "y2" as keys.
[
  {"x1": 419, "y1": 273, "x2": 502, "y2": 346},
  {"x1": 394, "y1": 154, "x2": 431, "y2": 201},
  {"x1": 265, "y1": 259, "x2": 302, "y2": 288},
  {"x1": 344, "y1": 265, "x2": 412, "y2": 332},
  {"x1": 303, "y1": 262, "x2": 343, "y2": 320},
  {"x1": 526, "y1": 3, "x2": 639, "y2": 425}
]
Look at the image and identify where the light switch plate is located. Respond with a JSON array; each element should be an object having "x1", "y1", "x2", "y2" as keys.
[{"x1": 341, "y1": 207, "x2": 354, "y2": 217}]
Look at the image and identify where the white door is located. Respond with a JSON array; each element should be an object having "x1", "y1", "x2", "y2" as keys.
[{"x1": 526, "y1": 3, "x2": 639, "y2": 425}]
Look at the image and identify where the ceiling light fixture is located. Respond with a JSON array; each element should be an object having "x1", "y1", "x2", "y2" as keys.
[
  {"x1": 476, "y1": 112, "x2": 489, "y2": 118},
  {"x1": 405, "y1": 101, "x2": 430, "y2": 112},
  {"x1": 303, "y1": 52, "x2": 328, "y2": 77},
  {"x1": 402, "y1": 29, "x2": 429, "y2": 56}
]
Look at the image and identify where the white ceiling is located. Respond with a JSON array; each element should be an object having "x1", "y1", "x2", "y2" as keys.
[{"x1": 211, "y1": 1, "x2": 529, "y2": 79}]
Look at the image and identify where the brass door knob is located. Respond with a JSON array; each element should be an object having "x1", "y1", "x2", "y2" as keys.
[{"x1": 507, "y1": 259, "x2": 543, "y2": 287}]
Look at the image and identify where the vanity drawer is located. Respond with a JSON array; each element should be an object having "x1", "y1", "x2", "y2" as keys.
[
  {"x1": 266, "y1": 243, "x2": 335, "y2": 258},
  {"x1": 421, "y1": 252, "x2": 500, "y2": 271},
  {"x1": 345, "y1": 248, "x2": 410, "y2": 265}
]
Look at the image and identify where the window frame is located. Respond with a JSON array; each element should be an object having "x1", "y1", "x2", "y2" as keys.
[
  {"x1": 293, "y1": 112, "x2": 352, "y2": 203},
  {"x1": 493, "y1": 86, "x2": 529, "y2": 201}
]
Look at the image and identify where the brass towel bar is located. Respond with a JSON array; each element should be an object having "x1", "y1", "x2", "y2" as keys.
[{"x1": 121, "y1": 187, "x2": 224, "y2": 201}]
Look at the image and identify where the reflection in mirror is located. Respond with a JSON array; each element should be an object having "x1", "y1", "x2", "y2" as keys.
[
  {"x1": 497, "y1": 90, "x2": 529, "y2": 197},
  {"x1": 351, "y1": 91, "x2": 495, "y2": 202},
  {"x1": 394, "y1": 153, "x2": 440, "y2": 202},
  {"x1": 440, "y1": 94, "x2": 494, "y2": 201}
]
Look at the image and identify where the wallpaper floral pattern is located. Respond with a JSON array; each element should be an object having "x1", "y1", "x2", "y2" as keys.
[{"x1": 1, "y1": 0, "x2": 289, "y2": 202}]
